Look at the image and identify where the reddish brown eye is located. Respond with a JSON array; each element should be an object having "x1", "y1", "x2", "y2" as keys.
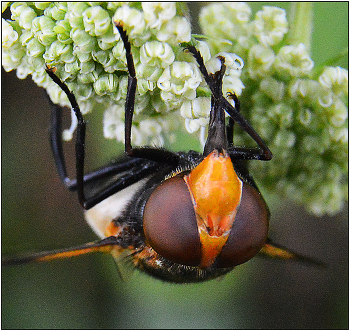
[
  {"x1": 143, "y1": 176, "x2": 201, "y2": 266},
  {"x1": 216, "y1": 182, "x2": 269, "y2": 268}
]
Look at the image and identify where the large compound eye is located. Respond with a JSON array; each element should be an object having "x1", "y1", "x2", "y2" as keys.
[
  {"x1": 143, "y1": 176, "x2": 201, "y2": 266},
  {"x1": 215, "y1": 182, "x2": 269, "y2": 268}
]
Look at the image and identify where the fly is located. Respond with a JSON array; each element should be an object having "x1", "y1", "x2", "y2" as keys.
[{"x1": 2, "y1": 22, "x2": 323, "y2": 283}]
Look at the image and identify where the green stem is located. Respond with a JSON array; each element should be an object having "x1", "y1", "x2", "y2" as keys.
[{"x1": 287, "y1": 2, "x2": 314, "y2": 52}]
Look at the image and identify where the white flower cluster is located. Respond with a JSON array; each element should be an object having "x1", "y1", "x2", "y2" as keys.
[
  {"x1": 2, "y1": 2, "x2": 244, "y2": 145},
  {"x1": 200, "y1": 3, "x2": 348, "y2": 215},
  {"x1": 2, "y1": 2, "x2": 347, "y2": 215}
]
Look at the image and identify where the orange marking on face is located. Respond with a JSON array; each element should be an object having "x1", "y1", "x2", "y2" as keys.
[{"x1": 184, "y1": 150, "x2": 243, "y2": 267}]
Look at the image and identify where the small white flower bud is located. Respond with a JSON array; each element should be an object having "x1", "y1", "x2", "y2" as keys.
[
  {"x1": 253, "y1": 6, "x2": 288, "y2": 47},
  {"x1": 328, "y1": 99, "x2": 348, "y2": 127},
  {"x1": 274, "y1": 43, "x2": 314, "y2": 78},
  {"x1": 32, "y1": 16, "x2": 57, "y2": 46},
  {"x1": 319, "y1": 66, "x2": 348, "y2": 97},
  {"x1": 2, "y1": 19, "x2": 19, "y2": 49},
  {"x1": 185, "y1": 118, "x2": 209, "y2": 134},
  {"x1": 140, "y1": 41, "x2": 175, "y2": 68},
  {"x1": 247, "y1": 44, "x2": 275, "y2": 79},
  {"x1": 142, "y1": 2, "x2": 176, "y2": 29},
  {"x1": 83, "y1": 6, "x2": 111, "y2": 37},
  {"x1": 113, "y1": 5, "x2": 149, "y2": 45},
  {"x1": 93, "y1": 73, "x2": 119, "y2": 96},
  {"x1": 10, "y1": 3, "x2": 37, "y2": 30},
  {"x1": 180, "y1": 97, "x2": 211, "y2": 120},
  {"x1": 157, "y1": 17, "x2": 191, "y2": 43},
  {"x1": 157, "y1": 61, "x2": 202, "y2": 100}
]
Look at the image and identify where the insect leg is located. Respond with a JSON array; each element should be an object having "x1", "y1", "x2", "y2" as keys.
[
  {"x1": 115, "y1": 23, "x2": 180, "y2": 165},
  {"x1": 225, "y1": 92, "x2": 270, "y2": 160},
  {"x1": 46, "y1": 66, "x2": 87, "y2": 207},
  {"x1": 49, "y1": 100, "x2": 147, "y2": 192},
  {"x1": 82, "y1": 161, "x2": 160, "y2": 209},
  {"x1": 226, "y1": 92, "x2": 240, "y2": 147},
  {"x1": 46, "y1": 68, "x2": 163, "y2": 209},
  {"x1": 48, "y1": 98, "x2": 71, "y2": 186},
  {"x1": 186, "y1": 46, "x2": 272, "y2": 161},
  {"x1": 185, "y1": 45, "x2": 222, "y2": 99},
  {"x1": 223, "y1": 98, "x2": 272, "y2": 160},
  {"x1": 66, "y1": 158, "x2": 148, "y2": 190},
  {"x1": 49, "y1": 96, "x2": 129, "y2": 191}
]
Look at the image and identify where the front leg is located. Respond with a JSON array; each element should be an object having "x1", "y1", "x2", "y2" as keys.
[
  {"x1": 115, "y1": 22, "x2": 180, "y2": 165},
  {"x1": 46, "y1": 66, "x2": 87, "y2": 208}
]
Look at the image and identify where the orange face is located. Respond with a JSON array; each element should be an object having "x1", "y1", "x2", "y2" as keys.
[{"x1": 184, "y1": 150, "x2": 243, "y2": 267}]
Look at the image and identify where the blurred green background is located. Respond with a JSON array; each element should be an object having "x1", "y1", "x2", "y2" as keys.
[{"x1": 2, "y1": 2, "x2": 348, "y2": 329}]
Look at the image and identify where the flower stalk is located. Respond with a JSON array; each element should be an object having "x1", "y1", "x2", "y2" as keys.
[{"x1": 287, "y1": 2, "x2": 313, "y2": 52}]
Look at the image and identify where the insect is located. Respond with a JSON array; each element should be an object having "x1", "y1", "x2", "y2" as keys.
[{"x1": 2, "y1": 23, "x2": 322, "y2": 283}]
